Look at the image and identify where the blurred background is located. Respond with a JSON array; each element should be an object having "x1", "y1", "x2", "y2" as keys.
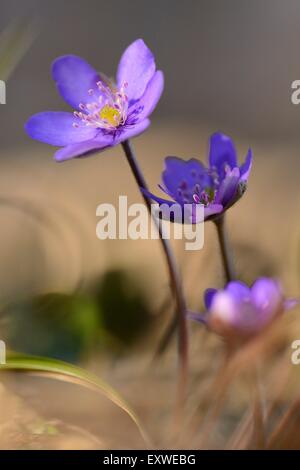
[
  {"x1": 0, "y1": 0, "x2": 300, "y2": 449},
  {"x1": 3, "y1": 0, "x2": 300, "y2": 145}
]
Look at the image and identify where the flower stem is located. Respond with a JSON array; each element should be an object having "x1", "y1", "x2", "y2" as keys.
[
  {"x1": 158, "y1": 213, "x2": 235, "y2": 359},
  {"x1": 214, "y1": 215, "x2": 235, "y2": 283},
  {"x1": 121, "y1": 139, "x2": 188, "y2": 405}
]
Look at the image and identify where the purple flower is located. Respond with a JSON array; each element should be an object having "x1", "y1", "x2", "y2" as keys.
[
  {"x1": 143, "y1": 132, "x2": 252, "y2": 222},
  {"x1": 190, "y1": 278, "x2": 298, "y2": 338},
  {"x1": 25, "y1": 39, "x2": 164, "y2": 162}
]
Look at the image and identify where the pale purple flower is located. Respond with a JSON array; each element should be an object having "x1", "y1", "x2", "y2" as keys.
[
  {"x1": 25, "y1": 39, "x2": 164, "y2": 161},
  {"x1": 190, "y1": 278, "x2": 298, "y2": 338},
  {"x1": 143, "y1": 132, "x2": 252, "y2": 223}
]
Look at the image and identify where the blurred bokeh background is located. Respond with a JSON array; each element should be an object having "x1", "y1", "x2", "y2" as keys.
[
  {"x1": 3, "y1": 0, "x2": 300, "y2": 145},
  {"x1": 0, "y1": 0, "x2": 300, "y2": 450}
]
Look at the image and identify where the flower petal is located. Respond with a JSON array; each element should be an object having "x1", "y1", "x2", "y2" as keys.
[
  {"x1": 240, "y1": 148, "x2": 253, "y2": 182},
  {"x1": 210, "y1": 291, "x2": 238, "y2": 325},
  {"x1": 141, "y1": 188, "x2": 191, "y2": 223},
  {"x1": 251, "y1": 278, "x2": 282, "y2": 322},
  {"x1": 141, "y1": 188, "x2": 175, "y2": 207},
  {"x1": 284, "y1": 298, "x2": 299, "y2": 310},
  {"x1": 215, "y1": 167, "x2": 240, "y2": 207},
  {"x1": 128, "y1": 70, "x2": 164, "y2": 122},
  {"x1": 54, "y1": 134, "x2": 114, "y2": 162},
  {"x1": 162, "y1": 157, "x2": 211, "y2": 204},
  {"x1": 203, "y1": 204, "x2": 223, "y2": 220},
  {"x1": 204, "y1": 288, "x2": 218, "y2": 310},
  {"x1": 52, "y1": 55, "x2": 102, "y2": 110},
  {"x1": 117, "y1": 39, "x2": 156, "y2": 103},
  {"x1": 25, "y1": 112, "x2": 98, "y2": 146},
  {"x1": 209, "y1": 132, "x2": 237, "y2": 179},
  {"x1": 114, "y1": 119, "x2": 151, "y2": 145},
  {"x1": 226, "y1": 281, "x2": 251, "y2": 302}
]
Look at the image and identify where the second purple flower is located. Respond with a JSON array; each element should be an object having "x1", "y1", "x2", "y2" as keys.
[
  {"x1": 143, "y1": 132, "x2": 252, "y2": 222},
  {"x1": 191, "y1": 278, "x2": 298, "y2": 339}
]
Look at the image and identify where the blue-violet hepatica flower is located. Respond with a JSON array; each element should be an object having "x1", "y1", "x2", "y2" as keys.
[
  {"x1": 25, "y1": 39, "x2": 164, "y2": 161},
  {"x1": 191, "y1": 278, "x2": 298, "y2": 339},
  {"x1": 143, "y1": 132, "x2": 252, "y2": 222}
]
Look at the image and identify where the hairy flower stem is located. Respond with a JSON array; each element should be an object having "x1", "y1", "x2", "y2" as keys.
[
  {"x1": 121, "y1": 139, "x2": 188, "y2": 406},
  {"x1": 214, "y1": 215, "x2": 235, "y2": 282},
  {"x1": 157, "y1": 213, "x2": 236, "y2": 356}
]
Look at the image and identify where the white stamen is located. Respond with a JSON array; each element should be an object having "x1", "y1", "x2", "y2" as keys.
[{"x1": 73, "y1": 80, "x2": 129, "y2": 131}]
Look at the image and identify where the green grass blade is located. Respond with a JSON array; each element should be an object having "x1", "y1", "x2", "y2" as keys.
[
  {"x1": 0, "y1": 19, "x2": 38, "y2": 80},
  {"x1": 0, "y1": 351, "x2": 151, "y2": 446}
]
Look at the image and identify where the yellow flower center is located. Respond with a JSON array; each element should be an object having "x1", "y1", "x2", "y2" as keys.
[{"x1": 99, "y1": 105, "x2": 121, "y2": 127}]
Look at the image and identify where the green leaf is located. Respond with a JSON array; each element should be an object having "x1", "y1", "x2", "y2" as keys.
[{"x1": 0, "y1": 352, "x2": 151, "y2": 446}]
